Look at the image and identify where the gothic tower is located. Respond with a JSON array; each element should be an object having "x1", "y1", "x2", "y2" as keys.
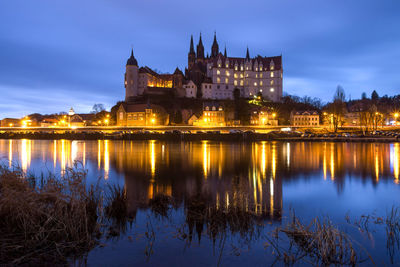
[
  {"x1": 211, "y1": 32, "x2": 219, "y2": 58},
  {"x1": 125, "y1": 49, "x2": 138, "y2": 101},
  {"x1": 196, "y1": 33, "x2": 205, "y2": 62},
  {"x1": 188, "y1": 35, "x2": 195, "y2": 70}
]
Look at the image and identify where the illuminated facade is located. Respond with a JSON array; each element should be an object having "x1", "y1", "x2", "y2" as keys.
[
  {"x1": 250, "y1": 107, "x2": 278, "y2": 126},
  {"x1": 117, "y1": 103, "x2": 169, "y2": 126},
  {"x1": 124, "y1": 33, "x2": 283, "y2": 102},
  {"x1": 187, "y1": 33, "x2": 283, "y2": 101},
  {"x1": 193, "y1": 102, "x2": 225, "y2": 126},
  {"x1": 290, "y1": 110, "x2": 320, "y2": 127}
]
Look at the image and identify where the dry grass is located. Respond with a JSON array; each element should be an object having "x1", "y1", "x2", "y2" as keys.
[
  {"x1": 266, "y1": 214, "x2": 366, "y2": 266},
  {"x1": 0, "y1": 163, "x2": 102, "y2": 265}
]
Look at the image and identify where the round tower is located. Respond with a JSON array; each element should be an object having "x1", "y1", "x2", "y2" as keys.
[{"x1": 125, "y1": 49, "x2": 139, "y2": 101}]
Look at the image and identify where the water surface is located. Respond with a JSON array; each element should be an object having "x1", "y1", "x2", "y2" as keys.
[{"x1": 0, "y1": 140, "x2": 399, "y2": 266}]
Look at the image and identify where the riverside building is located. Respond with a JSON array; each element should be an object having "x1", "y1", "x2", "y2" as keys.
[{"x1": 124, "y1": 33, "x2": 283, "y2": 102}]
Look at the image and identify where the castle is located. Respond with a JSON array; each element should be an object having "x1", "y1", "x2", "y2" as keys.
[{"x1": 124, "y1": 33, "x2": 283, "y2": 102}]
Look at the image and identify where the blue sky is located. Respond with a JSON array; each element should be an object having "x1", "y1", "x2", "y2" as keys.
[{"x1": 0, "y1": 0, "x2": 399, "y2": 118}]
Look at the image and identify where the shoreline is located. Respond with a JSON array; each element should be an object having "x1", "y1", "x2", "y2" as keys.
[{"x1": 0, "y1": 132, "x2": 399, "y2": 143}]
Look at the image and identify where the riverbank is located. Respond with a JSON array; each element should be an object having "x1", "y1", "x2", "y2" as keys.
[{"x1": 0, "y1": 131, "x2": 399, "y2": 142}]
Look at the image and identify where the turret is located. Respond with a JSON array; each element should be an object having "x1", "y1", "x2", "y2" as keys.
[
  {"x1": 125, "y1": 49, "x2": 139, "y2": 101},
  {"x1": 188, "y1": 35, "x2": 196, "y2": 70},
  {"x1": 211, "y1": 32, "x2": 219, "y2": 58},
  {"x1": 224, "y1": 45, "x2": 227, "y2": 58}
]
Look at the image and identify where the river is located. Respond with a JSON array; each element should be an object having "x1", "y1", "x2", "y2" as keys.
[{"x1": 0, "y1": 139, "x2": 399, "y2": 266}]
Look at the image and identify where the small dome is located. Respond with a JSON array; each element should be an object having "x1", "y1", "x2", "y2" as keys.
[{"x1": 126, "y1": 49, "x2": 138, "y2": 66}]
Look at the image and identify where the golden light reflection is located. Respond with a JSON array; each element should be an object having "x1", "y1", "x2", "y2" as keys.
[
  {"x1": 375, "y1": 146, "x2": 379, "y2": 182},
  {"x1": 394, "y1": 143, "x2": 399, "y2": 184},
  {"x1": 53, "y1": 140, "x2": 57, "y2": 169},
  {"x1": 71, "y1": 140, "x2": 78, "y2": 163},
  {"x1": 8, "y1": 140, "x2": 12, "y2": 168},
  {"x1": 202, "y1": 141, "x2": 209, "y2": 178},
  {"x1": 330, "y1": 143, "x2": 335, "y2": 180},
  {"x1": 272, "y1": 143, "x2": 276, "y2": 179},
  {"x1": 21, "y1": 139, "x2": 31, "y2": 173},
  {"x1": 261, "y1": 142, "x2": 266, "y2": 177},
  {"x1": 97, "y1": 140, "x2": 101, "y2": 170},
  {"x1": 323, "y1": 143, "x2": 327, "y2": 180},
  {"x1": 286, "y1": 142, "x2": 290, "y2": 168},
  {"x1": 104, "y1": 140, "x2": 109, "y2": 179},
  {"x1": 61, "y1": 139, "x2": 66, "y2": 173},
  {"x1": 150, "y1": 140, "x2": 156, "y2": 178}
]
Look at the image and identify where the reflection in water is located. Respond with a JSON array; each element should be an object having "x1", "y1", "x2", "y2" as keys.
[
  {"x1": 21, "y1": 139, "x2": 31, "y2": 172},
  {"x1": 0, "y1": 140, "x2": 399, "y2": 213},
  {"x1": 392, "y1": 143, "x2": 399, "y2": 184}
]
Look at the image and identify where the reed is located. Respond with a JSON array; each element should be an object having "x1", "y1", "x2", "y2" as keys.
[{"x1": 0, "y1": 163, "x2": 102, "y2": 265}]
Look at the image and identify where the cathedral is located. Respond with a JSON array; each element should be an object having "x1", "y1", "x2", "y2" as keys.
[{"x1": 124, "y1": 33, "x2": 283, "y2": 102}]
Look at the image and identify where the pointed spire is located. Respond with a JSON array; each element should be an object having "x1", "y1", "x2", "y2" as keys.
[
  {"x1": 196, "y1": 32, "x2": 204, "y2": 59},
  {"x1": 213, "y1": 31, "x2": 217, "y2": 44},
  {"x1": 127, "y1": 48, "x2": 138, "y2": 66},
  {"x1": 224, "y1": 45, "x2": 227, "y2": 57},
  {"x1": 211, "y1": 31, "x2": 219, "y2": 58},
  {"x1": 246, "y1": 46, "x2": 250, "y2": 60},
  {"x1": 189, "y1": 35, "x2": 195, "y2": 54}
]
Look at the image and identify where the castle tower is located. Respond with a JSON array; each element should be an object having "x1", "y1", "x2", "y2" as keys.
[
  {"x1": 211, "y1": 32, "x2": 219, "y2": 58},
  {"x1": 188, "y1": 35, "x2": 196, "y2": 70},
  {"x1": 196, "y1": 33, "x2": 205, "y2": 61},
  {"x1": 125, "y1": 49, "x2": 139, "y2": 101},
  {"x1": 246, "y1": 46, "x2": 250, "y2": 61}
]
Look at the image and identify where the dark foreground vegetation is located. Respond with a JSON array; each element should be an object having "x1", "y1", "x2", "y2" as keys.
[{"x1": 0, "y1": 165, "x2": 399, "y2": 265}]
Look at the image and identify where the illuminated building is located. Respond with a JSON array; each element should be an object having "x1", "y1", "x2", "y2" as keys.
[
  {"x1": 124, "y1": 32, "x2": 283, "y2": 102},
  {"x1": 0, "y1": 118, "x2": 20, "y2": 127},
  {"x1": 290, "y1": 110, "x2": 320, "y2": 127},
  {"x1": 193, "y1": 102, "x2": 225, "y2": 126},
  {"x1": 117, "y1": 103, "x2": 169, "y2": 126},
  {"x1": 124, "y1": 51, "x2": 185, "y2": 101},
  {"x1": 187, "y1": 32, "x2": 283, "y2": 101},
  {"x1": 250, "y1": 107, "x2": 278, "y2": 126}
]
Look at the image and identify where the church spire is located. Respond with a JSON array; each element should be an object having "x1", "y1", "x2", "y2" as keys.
[
  {"x1": 189, "y1": 35, "x2": 195, "y2": 54},
  {"x1": 196, "y1": 32, "x2": 204, "y2": 59},
  {"x1": 224, "y1": 45, "x2": 227, "y2": 57},
  {"x1": 211, "y1": 31, "x2": 219, "y2": 58},
  {"x1": 246, "y1": 46, "x2": 250, "y2": 60}
]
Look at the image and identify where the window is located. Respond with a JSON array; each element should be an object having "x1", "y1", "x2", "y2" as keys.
[
  {"x1": 260, "y1": 73, "x2": 263, "y2": 78},
  {"x1": 270, "y1": 88, "x2": 274, "y2": 92},
  {"x1": 226, "y1": 70, "x2": 230, "y2": 76},
  {"x1": 234, "y1": 80, "x2": 238, "y2": 86},
  {"x1": 270, "y1": 72, "x2": 274, "y2": 78},
  {"x1": 270, "y1": 80, "x2": 274, "y2": 85},
  {"x1": 217, "y1": 77, "x2": 220, "y2": 83},
  {"x1": 235, "y1": 66, "x2": 238, "y2": 71},
  {"x1": 256, "y1": 74, "x2": 258, "y2": 78},
  {"x1": 240, "y1": 73, "x2": 244, "y2": 78},
  {"x1": 260, "y1": 81, "x2": 263, "y2": 86},
  {"x1": 119, "y1": 112, "x2": 123, "y2": 120},
  {"x1": 254, "y1": 82, "x2": 257, "y2": 86},
  {"x1": 225, "y1": 78, "x2": 228, "y2": 84},
  {"x1": 240, "y1": 66, "x2": 244, "y2": 71},
  {"x1": 226, "y1": 63, "x2": 229, "y2": 68},
  {"x1": 240, "y1": 80, "x2": 244, "y2": 86},
  {"x1": 255, "y1": 67, "x2": 258, "y2": 71},
  {"x1": 217, "y1": 69, "x2": 220, "y2": 75},
  {"x1": 234, "y1": 73, "x2": 238, "y2": 78},
  {"x1": 271, "y1": 66, "x2": 274, "y2": 71}
]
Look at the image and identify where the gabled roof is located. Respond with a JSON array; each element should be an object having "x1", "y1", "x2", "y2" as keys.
[
  {"x1": 291, "y1": 110, "x2": 319, "y2": 116},
  {"x1": 120, "y1": 103, "x2": 166, "y2": 114}
]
